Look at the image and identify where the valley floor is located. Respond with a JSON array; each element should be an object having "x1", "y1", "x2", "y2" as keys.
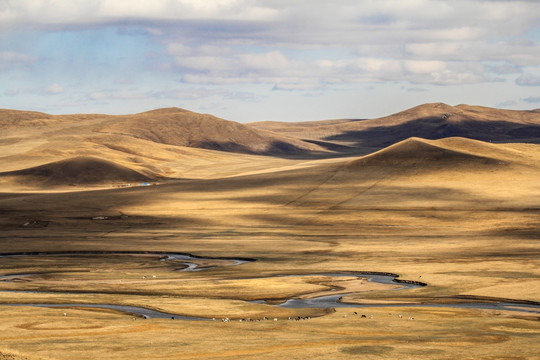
[{"x1": 0, "y1": 137, "x2": 539, "y2": 359}]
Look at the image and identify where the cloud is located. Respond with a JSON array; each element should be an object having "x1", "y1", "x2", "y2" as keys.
[
  {"x1": 88, "y1": 91, "x2": 148, "y2": 101},
  {"x1": 166, "y1": 42, "x2": 496, "y2": 89},
  {"x1": 522, "y1": 96, "x2": 540, "y2": 103},
  {"x1": 0, "y1": 51, "x2": 35, "y2": 70},
  {"x1": 0, "y1": 0, "x2": 278, "y2": 29},
  {"x1": 89, "y1": 92, "x2": 108, "y2": 100},
  {"x1": 44, "y1": 83, "x2": 64, "y2": 94},
  {"x1": 142, "y1": 1, "x2": 539, "y2": 89},
  {"x1": 84, "y1": 86, "x2": 262, "y2": 105},
  {"x1": 406, "y1": 87, "x2": 428, "y2": 92},
  {"x1": 497, "y1": 100, "x2": 518, "y2": 107},
  {"x1": 153, "y1": 87, "x2": 227, "y2": 101},
  {"x1": 516, "y1": 74, "x2": 540, "y2": 86},
  {"x1": 2, "y1": 0, "x2": 540, "y2": 112},
  {"x1": 224, "y1": 91, "x2": 264, "y2": 102},
  {"x1": 4, "y1": 87, "x2": 28, "y2": 96}
]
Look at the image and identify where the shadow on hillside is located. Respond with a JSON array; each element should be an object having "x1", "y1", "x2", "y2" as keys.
[
  {"x1": 232, "y1": 184, "x2": 497, "y2": 208},
  {"x1": 324, "y1": 118, "x2": 540, "y2": 149},
  {"x1": 201, "y1": 118, "x2": 540, "y2": 159},
  {"x1": 3, "y1": 179, "x2": 538, "y2": 244},
  {"x1": 197, "y1": 140, "x2": 370, "y2": 159}
]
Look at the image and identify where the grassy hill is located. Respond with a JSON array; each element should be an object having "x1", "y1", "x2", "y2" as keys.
[
  {"x1": 249, "y1": 103, "x2": 540, "y2": 151},
  {"x1": 1, "y1": 103, "x2": 539, "y2": 188},
  {"x1": 0, "y1": 105, "x2": 539, "y2": 360}
]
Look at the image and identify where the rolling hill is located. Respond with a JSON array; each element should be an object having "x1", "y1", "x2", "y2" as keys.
[
  {"x1": 96, "y1": 107, "x2": 324, "y2": 155},
  {"x1": 0, "y1": 107, "x2": 328, "y2": 187},
  {"x1": 248, "y1": 103, "x2": 540, "y2": 151},
  {"x1": 347, "y1": 137, "x2": 501, "y2": 169},
  {"x1": 1, "y1": 105, "x2": 540, "y2": 360},
  {"x1": 0, "y1": 156, "x2": 152, "y2": 186},
  {"x1": 1, "y1": 103, "x2": 539, "y2": 187}
]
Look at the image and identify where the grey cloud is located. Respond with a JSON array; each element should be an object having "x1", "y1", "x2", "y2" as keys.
[
  {"x1": 523, "y1": 96, "x2": 540, "y2": 103},
  {"x1": 0, "y1": 51, "x2": 35, "y2": 70},
  {"x1": 4, "y1": 1, "x2": 540, "y2": 90},
  {"x1": 44, "y1": 83, "x2": 64, "y2": 94},
  {"x1": 497, "y1": 100, "x2": 518, "y2": 107},
  {"x1": 224, "y1": 91, "x2": 265, "y2": 102},
  {"x1": 406, "y1": 87, "x2": 428, "y2": 92},
  {"x1": 0, "y1": 1, "x2": 279, "y2": 30},
  {"x1": 516, "y1": 74, "x2": 540, "y2": 86},
  {"x1": 153, "y1": 1, "x2": 539, "y2": 88},
  {"x1": 4, "y1": 87, "x2": 28, "y2": 96},
  {"x1": 166, "y1": 38, "x2": 508, "y2": 89},
  {"x1": 486, "y1": 62, "x2": 522, "y2": 75}
]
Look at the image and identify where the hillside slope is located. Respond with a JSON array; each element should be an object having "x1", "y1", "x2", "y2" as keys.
[
  {"x1": 2, "y1": 104, "x2": 539, "y2": 187},
  {"x1": 0, "y1": 107, "x2": 329, "y2": 187},
  {"x1": 248, "y1": 103, "x2": 540, "y2": 151},
  {"x1": 0, "y1": 156, "x2": 152, "y2": 186},
  {"x1": 96, "y1": 108, "x2": 324, "y2": 155}
]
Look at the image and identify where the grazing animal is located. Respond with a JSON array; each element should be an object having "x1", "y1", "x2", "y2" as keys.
[
  {"x1": 274, "y1": 318, "x2": 278, "y2": 321},
  {"x1": 361, "y1": 314, "x2": 367, "y2": 318},
  {"x1": 63, "y1": 313, "x2": 67, "y2": 317}
]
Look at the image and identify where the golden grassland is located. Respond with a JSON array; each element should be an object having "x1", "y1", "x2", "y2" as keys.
[
  {"x1": 1, "y1": 105, "x2": 540, "y2": 359},
  {"x1": 1, "y1": 305, "x2": 539, "y2": 360}
]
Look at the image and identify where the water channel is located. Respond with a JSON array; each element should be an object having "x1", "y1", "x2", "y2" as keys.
[{"x1": 1, "y1": 251, "x2": 539, "y2": 319}]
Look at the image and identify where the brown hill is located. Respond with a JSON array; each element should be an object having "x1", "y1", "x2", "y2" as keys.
[
  {"x1": 0, "y1": 109, "x2": 54, "y2": 128},
  {"x1": 0, "y1": 107, "x2": 331, "y2": 187},
  {"x1": 347, "y1": 137, "x2": 501, "y2": 169},
  {"x1": 96, "y1": 107, "x2": 323, "y2": 155},
  {"x1": 0, "y1": 156, "x2": 152, "y2": 185},
  {"x1": 247, "y1": 103, "x2": 540, "y2": 152},
  {"x1": 2, "y1": 104, "x2": 539, "y2": 187}
]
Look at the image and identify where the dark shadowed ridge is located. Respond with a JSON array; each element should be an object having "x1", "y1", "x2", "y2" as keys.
[
  {"x1": 97, "y1": 107, "x2": 324, "y2": 156},
  {"x1": 2, "y1": 104, "x2": 539, "y2": 186},
  {"x1": 324, "y1": 103, "x2": 540, "y2": 148},
  {"x1": 347, "y1": 137, "x2": 501, "y2": 170},
  {"x1": 248, "y1": 103, "x2": 540, "y2": 152},
  {"x1": 0, "y1": 156, "x2": 152, "y2": 185}
]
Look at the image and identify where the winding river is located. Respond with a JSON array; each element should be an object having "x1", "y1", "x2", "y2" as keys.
[{"x1": 1, "y1": 251, "x2": 539, "y2": 319}]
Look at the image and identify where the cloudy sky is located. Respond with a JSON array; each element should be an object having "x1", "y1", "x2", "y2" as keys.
[{"x1": 1, "y1": 0, "x2": 539, "y2": 122}]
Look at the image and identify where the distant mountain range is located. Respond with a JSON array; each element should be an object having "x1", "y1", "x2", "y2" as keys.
[
  {"x1": 1, "y1": 103, "x2": 539, "y2": 186},
  {"x1": 249, "y1": 103, "x2": 540, "y2": 152}
]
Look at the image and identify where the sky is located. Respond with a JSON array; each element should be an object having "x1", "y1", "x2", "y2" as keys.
[{"x1": 1, "y1": 0, "x2": 540, "y2": 122}]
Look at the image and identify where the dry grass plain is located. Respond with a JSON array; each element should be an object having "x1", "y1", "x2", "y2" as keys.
[{"x1": 0, "y1": 105, "x2": 539, "y2": 359}]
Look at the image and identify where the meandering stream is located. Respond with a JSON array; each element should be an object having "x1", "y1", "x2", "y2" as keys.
[{"x1": 1, "y1": 251, "x2": 539, "y2": 319}]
